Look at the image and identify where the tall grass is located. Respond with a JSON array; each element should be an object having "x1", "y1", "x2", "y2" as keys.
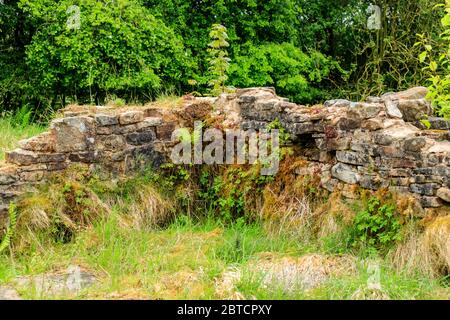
[{"x1": 0, "y1": 106, "x2": 47, "y2": 161}]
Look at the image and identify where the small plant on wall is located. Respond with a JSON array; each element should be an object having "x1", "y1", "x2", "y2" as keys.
[{"x1": 207, "y1": 24, "x2": 231, "y2": 96}]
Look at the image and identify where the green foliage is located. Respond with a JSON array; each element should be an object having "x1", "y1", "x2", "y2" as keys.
[
  {"x1": 207, "y1": 24, "x2": 231, "y2": 95},
  {"x1": 229, "y1": 43, "x2": 345, "y2": 103},
  {"x1": 198, "y1": 166, "x2": 273, "y2": 224},
  {"x1": 418, "y1": 0, "x2": 450, "y2": 118},
  {"x1": 348, "y1": 197, "x2": 402, "y2": 255},
  {"x1": 17, "y1": 0, "x2": 190, "y2": 106},
  {"x1": 0, "y1": 203, "x2": 18, "y2": 254}
]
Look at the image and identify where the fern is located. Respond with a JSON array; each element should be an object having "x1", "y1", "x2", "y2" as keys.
[{"x1": 0, "y1": 203, "x2": 18, "y2": 254}]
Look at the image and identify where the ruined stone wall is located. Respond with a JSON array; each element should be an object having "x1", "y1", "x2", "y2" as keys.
[
  {"x1": 0, "y1": 105, "x2": 181, "y2": 217},
  {"x1": 1, "y1": 86, "x2": 450, "y2": 220},
  {"x1": 234, "y1": 87, "x2": 450, "y2": 209}
]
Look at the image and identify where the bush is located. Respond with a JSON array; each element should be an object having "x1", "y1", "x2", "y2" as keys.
[
  {"x1": 348, "y1": 197, "x2": 402, "y2": 255},
  {"x1": 229, "y1": 43, "x2": 345, "y2": 104},
  {"x1": 18, "y1": 0, "x2": 191, "y2": 106}
]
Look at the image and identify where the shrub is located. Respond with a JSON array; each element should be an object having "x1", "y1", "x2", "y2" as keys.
[
  {"x1": 348, "y1": 197, "x2": 402, "y2": 255},
  {"x1": 418, "y1": 0, "x2": 450, "y2": 118},
  {"x1": 229, "y1": 43, "x2": 346, "y2": 104},
  {"x1": 19, "y1": 0, "x2": 190, "y2": 106}
]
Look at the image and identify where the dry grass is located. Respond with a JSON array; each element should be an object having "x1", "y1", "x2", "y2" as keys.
[
  {"x1": 389, "y1": 215, "x2": 450, "y2": 278},
  {"x1": 113, "y1": 184, "x2": 175, "y2": 230}
]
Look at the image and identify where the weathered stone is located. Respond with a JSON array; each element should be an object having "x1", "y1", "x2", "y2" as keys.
[
  {"x1": 47, "y1": 162, "x2": 68, "y2": 171},
  {"x1": 384, "y1": 99, "x2": 403, "y2": 119},
  {"x1": 324, "y1": 99, "x2": 351, "y2": 108},
  {"x1": 140, "y1": 117, "x2": 163, "y2": 127},
  {"x1": 410, "y1": 183, "x2": 439, "y2": 196},
  {"x1": 326, "y1": 137, "x2": 351, "y2": 151},
  {"x1": 354, "y1": 103, "x2": 382, "y2": 118},
  {"x1": 69, "y1": 152, "x2": 98, "y2": 163},
  {"x1": 419, "y1": 196, "x2": 442, "y2": 208},
  {"x1": 6, "y1": 149, "x2": 66, "y2": 166},
  {"x1": 96, "y1": 135, "x2": 126, "y2": 152},
  {"x1": 126, "y1": 131, "x2": 156, "y2": 145},
  {"x1": 436, "y1": 187, "x2": 450, "y2": 202},
  {"x1": 335, "y1": 111, "x2": 362, "y2": 131},
  {"x1": 95, "y1": 114, "x2": 118, "y2": 126},
  {"x1": 388, "y1": 186, "x2": 410, "y2": 194},
  {"x1": 331, "y1": 163, "x2": 360, "y2": 184},
  {"x1": 119, "y1": 111, "x2": 144, "y2": 125},
  {"x1": 156, "y1": 122, "x2": 176, "y2": 140},
  {"x1": 19, "y1": 170, "x2": 44, "y2": 182},
  {"x1": 383, "y1": 86, "x2": 428, "y2": 101},
  {"x1": 362, "y1": 118, "x2": 383, "y2": 131},
  {"x1": 51, "y1": 116, "x2": 95, "y2": 152},
  {"x1": 336, "y1": 151, "x2": 369, "y2": 166},
  {"x1": 360, "y1": 175, "x2": 382, "y2": 190},
  {"x1": 428, "y1": 141, "x2": 450, "y2": 154},
  {"x1": 19, "y1": 132, "x2": 55, "y2": 152},
  {"x1": 397, "y1": 99, "x2": 432, "y2": 122},
  {"x1": 427, "y1": 117, "x2": 450, "y2": 130},
  {"x1": 404, "y1": 137, "x2": 427, "y2": 152},
  {"x1": 0, "y1": 166, "x2": 18, "y2": 185}
]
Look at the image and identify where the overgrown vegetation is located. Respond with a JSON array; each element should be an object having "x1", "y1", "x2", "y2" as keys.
[
  {"x1": 1, "y1": 0, "x2": 448, "y2": 115},
  {"x1": 0, "y1": 152, "x2": 448, "y2": 299}
]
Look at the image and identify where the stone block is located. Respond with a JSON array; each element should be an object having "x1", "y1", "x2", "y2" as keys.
[
  {"x1": 6, "y1": 149, "x2": 66, "y2": 166},
  {"x1": 410, "y1": 183, "x2": 439, "y2": 196},
  {"x1": 331, "y1": 163, "x2": 360, "y2": 184},
  {"x1": 95, "y1": 114, "x2": 118, "y2": 126},
  {"x1": 119, "y1": 111, "x2": 144, "y2": 125},
  {"x1": 51, "y1": 116, "x2": 95, "y2": 152},
  {"x1": 19, "y1": 132, "x2": 55, "y2": 152}
]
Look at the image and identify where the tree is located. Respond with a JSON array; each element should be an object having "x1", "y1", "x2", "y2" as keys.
[{"x1": 16, "y1": 0, "x2": 190, "y2": 108}]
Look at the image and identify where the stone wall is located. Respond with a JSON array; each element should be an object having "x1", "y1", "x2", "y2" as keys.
[
  {"x1": 1, "y1": 86, "x2": 450, "y2": 220},
  {"x1": 0, "y1": 104, "x2": 186, "y2": 218},
  {"x1": 234, "y1": 87, "x2": 450, "y2": 209}
]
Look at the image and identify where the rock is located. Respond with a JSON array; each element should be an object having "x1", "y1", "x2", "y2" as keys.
[
  {"x1": 397, "y1": 99, "x2": 432, "y2": 122},
  {"x1": 6, "y1": 149, "x2": 66, "y2": 166},
  {"x1": 384, "y1": 99, "x2": 403, "y2": 119},
  {"x1": 156, "y1": 122, "x2": 177, "y2": 140},
  {"x1": 335, "y1": 114, "x2": 362, "y2": 131},
  {"x1": 96, "y1": 135, "x2": 127, "y2": 152},
  {"x1": 51, "y1": 116, "x2": 95, "y2": 153},
  {"x1": 68, "y1": 152, "x2": 98, "y2": 163},
  {"x1": 19, "y1": 170, "x2": 44, "y2": 182},
  {"x1": 119, "y1": 111, "x2": 144, "y2": 125},
  {"x1": 0, "y1": 287, "x2": 22, "y2": 300},
  {"x1": 324, "y1": 99, "x2": 351, "y2": 108},
  {"x1": 383, "y1": 86, "x2": 428, "y2": 101},
  {"x1": 126, "y1": 131, "x2": 156, "y2": 145},
  {"x1": 410, "y1": 183, "x2": 439, "y2": 196},
  {"x1": 336, "y1": 151, "x2": 369, "y2": 166},
  {"x1": 14, "y1": 265, "x2": 97, "y2": 297},
  {"x1": 426, "y1": 117, "x2": 450, "y2": 130},
  {"x1": 354, "y1": 103, "x2": 382, "y2": 118},
  {"x1": 332, "y1": 163, "x2": 360, "y2": 184},
  {"x1": 428, "y1": 141, "x2": 450, "y2": 154},
  {"x1": 0, "y1": 166, "x2": 18, "y2": 185},
  {"x1": 362, "y1": 118, "x2": 383, "y2": 131},
  {"x1": 436, "y1": 187, "x2": 450, "y2": 202},
  {"x1": 403, "y1": 137, "x2": 427, "y2": 152},
  {"x1": 419, "y1": 196, "x2": 442, "y2": 208},
  {"x1": 141, "y1": 117, "x2": 163, "y2": 127},
  {"x1": 95, "y1": 114, "x2": 118, "y2": 126},
  {"x1": 19, "y1": 132, "x2": 55, "y2": 152}
]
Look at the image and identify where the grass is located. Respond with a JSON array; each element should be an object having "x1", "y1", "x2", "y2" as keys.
[
  {"x1": 0, "y1": 116, "x2": 46, "y2": 161},
  {"x1": 0, "y1": 213, "x2": 447, "y2": 300},
  {"x1": 0, "y1": 112, "x2": 447, "y2": 300}
]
